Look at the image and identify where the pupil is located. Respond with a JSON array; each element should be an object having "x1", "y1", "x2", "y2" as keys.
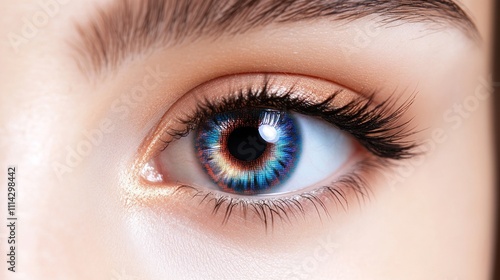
[{"x1": 227, "y1": 126, "x2": 267, "y2": 162}]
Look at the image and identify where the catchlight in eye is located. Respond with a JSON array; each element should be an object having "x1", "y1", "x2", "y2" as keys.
[{"x1": 195, "y1": 109, "x2": 301, "y2": 195}]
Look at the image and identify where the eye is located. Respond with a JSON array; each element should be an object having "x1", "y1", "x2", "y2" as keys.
[
  {"x1": 137, "y1": 74, "x2": 418, "y2": 225},
  {"x1": 154, "y1": 108, "x2": 354, "y2": 195}
]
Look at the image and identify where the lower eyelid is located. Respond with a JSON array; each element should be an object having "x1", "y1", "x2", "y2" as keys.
[
  {"x1": 130, "y1": 153, "x2": 390, "y2": 236},
  {"x1": 162, "y1": 159, "x2": 385, "y2": 241}
]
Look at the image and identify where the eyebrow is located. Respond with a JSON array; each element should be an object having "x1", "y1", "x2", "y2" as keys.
[{"x1": 73, "y1": 0, "x2": 478, "y2": 78}]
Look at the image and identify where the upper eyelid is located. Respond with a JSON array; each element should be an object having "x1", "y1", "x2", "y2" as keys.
[
  {"x1": 72, "y1": 0, "x2": 478, "y2": 79},
  {"x1": 132, "y1": 74, "x2": 420, "y2": 228},
  {"x1": 144, "y1": 74, "x2": 419, "y2": 165}
]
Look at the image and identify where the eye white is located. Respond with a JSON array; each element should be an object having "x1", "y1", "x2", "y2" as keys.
[
  {"x1": 151, "y1": 112, "x2": 355, "y2": 195},
  {"x1": 269, "y1": 113, "x2": 354, "y2": 194}
]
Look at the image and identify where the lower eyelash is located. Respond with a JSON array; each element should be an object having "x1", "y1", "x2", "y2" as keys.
[{"x1": 173, "y1": 155, "x2": 391, "y2": 230}]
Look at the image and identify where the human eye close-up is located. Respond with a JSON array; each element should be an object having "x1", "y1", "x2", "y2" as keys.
[
  {"x1": 0, "y1": 0, "x2": 498, "y2": 279},
  {"x1": 137, "y1": 74, "x2": 419, "y2": 230}
]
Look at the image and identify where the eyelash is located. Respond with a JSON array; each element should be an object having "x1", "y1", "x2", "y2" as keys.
[
  {"x1": 154, "y1": 78, "x2": 419, "y2": 228},
  {"x1": 161, "y1": 80, "x2": 418, "y2": 159},
  {"x1": 173, "y1": 157, "x2": 387, "y2": 229}
]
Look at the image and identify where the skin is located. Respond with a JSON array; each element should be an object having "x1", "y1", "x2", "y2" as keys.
[{"x1": 0, "y1": 0, "x2": 494, "y2": 279}]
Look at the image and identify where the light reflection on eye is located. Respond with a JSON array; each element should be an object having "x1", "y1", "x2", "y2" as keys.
[
  {"x1": 195, "y1": 108, "x2": 301, "y2": 195},
  {"x1": 137, "y1": 74, "x2": 418, "y2": 225}
]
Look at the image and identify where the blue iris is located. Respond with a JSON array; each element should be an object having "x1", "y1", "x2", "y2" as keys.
[{"x1": 195, "y1": 109, "x2": 301, "y2": 195}]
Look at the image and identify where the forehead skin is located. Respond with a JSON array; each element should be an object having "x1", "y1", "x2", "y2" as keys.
[{"x1": 0, "y1": 0, "x2": 494, "y2": 279}]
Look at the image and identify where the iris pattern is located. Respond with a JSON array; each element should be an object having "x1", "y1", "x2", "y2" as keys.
[{"x1": 195, "y1": 109, "x2": 301, "y2": 195}]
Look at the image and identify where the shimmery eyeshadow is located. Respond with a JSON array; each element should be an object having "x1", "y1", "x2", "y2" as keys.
[{"x1": 195, "y1": 109, "x2": 301, "y2": 195}]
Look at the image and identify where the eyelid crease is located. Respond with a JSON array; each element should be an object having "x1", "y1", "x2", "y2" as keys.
[{"x1": 72, "y1": 0, "x2": 479, "y2": 78}]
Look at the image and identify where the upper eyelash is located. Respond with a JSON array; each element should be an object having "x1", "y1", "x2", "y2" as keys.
[{"x1": 162, "y1": 79, "x2": 419, "y2": 160}]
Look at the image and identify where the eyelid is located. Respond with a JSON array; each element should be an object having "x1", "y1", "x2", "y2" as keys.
[
  {"x1": 136, "y1": 74, "x2": 358, "y2": 164},
  {"x1": 139, "y1": 73, "x2": 417, "y2": 166},
  {"x1": 129, "y1": 73, "x2": 420, "y2": 230}
]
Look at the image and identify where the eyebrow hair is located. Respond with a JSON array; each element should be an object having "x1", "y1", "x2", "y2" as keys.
[{"x1": 73, "y1": 0, "x2": 478, "y2": 78}]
